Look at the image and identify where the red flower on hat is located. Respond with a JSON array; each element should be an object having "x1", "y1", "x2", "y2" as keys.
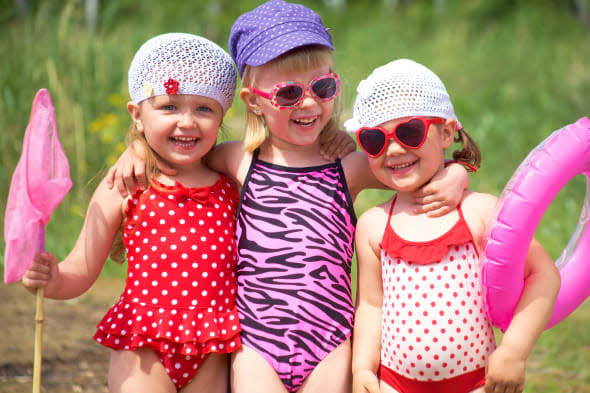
[{"x1": 164, "y1": 78, "x2": 179, "y2": 95}]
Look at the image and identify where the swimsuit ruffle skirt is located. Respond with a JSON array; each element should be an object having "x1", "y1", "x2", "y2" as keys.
[{"x1": 94, "y1": 177, "x2": 241, "y2": 357}]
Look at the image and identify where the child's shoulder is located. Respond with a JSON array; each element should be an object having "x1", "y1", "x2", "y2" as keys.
[
  {"x1": 357, "y1": 198, "x2": 392, "y2": 230},
  {"x1": 461, "y1": 190, "x2": 498, "y2": 246},
  {"x1": 356, "y1": 199, "x2": 392, "y2": 251},
  {"x1": 461, "y1": 190, "x2": 497, "y2": 214}
]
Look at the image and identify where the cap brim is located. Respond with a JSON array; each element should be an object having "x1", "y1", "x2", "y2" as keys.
[{"x1": 244, "y1": 30, "x2": 334, "y2": 69}]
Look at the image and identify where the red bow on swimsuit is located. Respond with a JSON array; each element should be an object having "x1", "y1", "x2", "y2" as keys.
[{"x1": 173, "y1": 184, "x2": 210, "y2": 204}]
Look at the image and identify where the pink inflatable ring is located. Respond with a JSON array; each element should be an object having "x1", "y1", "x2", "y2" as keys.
[{"x1": 482, "y1": 117, "x2": 590, "y2": 332}]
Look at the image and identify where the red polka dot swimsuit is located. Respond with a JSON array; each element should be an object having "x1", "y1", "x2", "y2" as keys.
[
  {"x1": 93, "y1": 176, "x2": 241, "y2": 389},
  {"x1": 378, "y1": 198, "x2": 496, "y2": 393}
]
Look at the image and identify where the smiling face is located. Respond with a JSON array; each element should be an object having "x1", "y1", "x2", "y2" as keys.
[
  {"x1": 127, "y1": 94, "x2": 223, "y2": 171},
  {"x1": 239, "y1": 45, "x2": 338, "y2": 153},
  {"x1": 248, "y1": 63, "x2": 336, "y2": 150},
  {"x1": 368, "y1": 117, "x2": 456, "y2": 192}
]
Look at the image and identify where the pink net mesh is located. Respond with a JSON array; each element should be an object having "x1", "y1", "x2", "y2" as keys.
[{"x1": 4, "y1": 89, "x2": 72, "y2": 283}]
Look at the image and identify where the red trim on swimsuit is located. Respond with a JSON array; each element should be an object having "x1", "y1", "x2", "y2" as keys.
[
  {"x1": 380, "y1": 197, "x2": 479, "y2": 265},
  {"x1": 379, "y1": 364, "x2": 485, "y2": 393}
]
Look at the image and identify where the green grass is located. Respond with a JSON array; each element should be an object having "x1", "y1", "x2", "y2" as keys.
[{"x1": 1, "y1": 1, "x2": 590, "y2": 391}]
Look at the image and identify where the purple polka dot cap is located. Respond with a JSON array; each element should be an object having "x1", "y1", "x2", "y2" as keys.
[{"x1": 229, "y1": 0, "x2": 334, "y2": 76}]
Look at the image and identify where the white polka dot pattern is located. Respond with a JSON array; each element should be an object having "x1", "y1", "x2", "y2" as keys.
[
  {"x1": 380, "y1": 243, "x2": 496, "y2": 381},
  {"x1": 93, "y1": 176, "x2": 241, "y2": 357}
]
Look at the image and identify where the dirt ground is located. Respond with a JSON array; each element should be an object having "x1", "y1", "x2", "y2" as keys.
[
  {"x1": 0, "y1": 277, "x2": 125, "y2": 393},
  {"x1": 2, "y1": 275, "x2": 589, "y2": 392}
]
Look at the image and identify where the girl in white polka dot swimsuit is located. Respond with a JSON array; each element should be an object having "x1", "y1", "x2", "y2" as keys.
[
  {"x1": 21, "y1": 33, "x2": 242, "y2": 393},
  {"x1": 347, "y1": 59, "x2": 560, "y2": 393}
]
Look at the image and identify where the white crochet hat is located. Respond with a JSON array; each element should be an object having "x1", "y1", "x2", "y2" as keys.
[
  {"x1": 344, "y1": 59, "x2": 458, "y2": 131},
  {"x1": 128, "y1": 33, "x2": 237, "y2": 112}
]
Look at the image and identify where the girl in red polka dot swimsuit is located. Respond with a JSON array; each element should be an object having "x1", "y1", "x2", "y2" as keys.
[
  {"x1": 347, "y1": 60, "x2": 560, "y2": 393},
  {"x1": 21, "y1": 33, "x2": 242, "y2": 393}
]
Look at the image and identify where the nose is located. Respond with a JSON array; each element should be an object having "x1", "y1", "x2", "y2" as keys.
[
  {"x1": 384, "y1": 136, "x2": 406, "y2": 155},
  {"x1": 298, "y1": 88, "x2": 319, "y2": 107},
  {"x1": 178, "y1": 111, "x2": 197, "y2": 128}
]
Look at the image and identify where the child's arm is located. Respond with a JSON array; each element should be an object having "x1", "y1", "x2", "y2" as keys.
[
  {"x1": 106, "y1": 140, "x2": 245, "y2": 196},
  {"x1": 21, "y1": 178, "x2": 125, "y2": 299},
  {"x1": 413, "y1": 162, "x2": 470, "y2": 217},
  {"x1": 352, "y1": 205, "x2": 386, "y2": 393},
  {"x1": 464, "y1": 192, "x2": 560, "y2": 392},
  {"x1": 343, "y1": 153, "x2": 469, "y2": 216},
  {"x1": 484, "y1": 238, "x2": 560, "y2": 392},
  {"x1": 319, "y1": 130, "x2": 357, "y2": 161},
  {"x1": 106, "y1": 142, "x2": 176, "y2": 197}
]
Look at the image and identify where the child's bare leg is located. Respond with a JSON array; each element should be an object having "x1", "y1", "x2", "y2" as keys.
[
  {"x1": 108, "y1": 348, "x2": 175, "y2": 393},
  {"x1": 299, "y1": 338, "x2": 352, "y2": 393},
  {"x1": 181, "y1": 353, "x2": 229, "y2": 393},
  {"x1": 231, "y1": 345, "x2": 288, "y2": 393}
]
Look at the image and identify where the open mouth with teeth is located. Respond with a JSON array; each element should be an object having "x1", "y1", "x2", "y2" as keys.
[
  {"x1": 169, "y1": 135, "x2": 199, "y2": 149},
  {"x1": 292, "y1": 117, "x2": 318, "y2": 127},
  {"x1": 388, "y1": 159, "x2": 418, "y2": 171}
]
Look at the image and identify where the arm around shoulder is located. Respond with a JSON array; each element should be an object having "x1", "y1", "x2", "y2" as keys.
[
  {"x1": 341, "y1": 152, "x2": 385, "y2": 202},
  {"x1": 205, "y1": 140, "x2": 250, "y2": 187}
]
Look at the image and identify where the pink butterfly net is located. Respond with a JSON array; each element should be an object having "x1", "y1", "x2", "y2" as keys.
[{"x1": 4, "y1": 89, "x2": 72, "y2": 283}]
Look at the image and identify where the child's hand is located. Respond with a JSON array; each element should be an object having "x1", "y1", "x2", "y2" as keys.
[
  {"x1": 21, "y1": 252, "x2": 59, "y2": 295},
  {"x1": 484, "y1": 345, "x2": 526, "y2": 393},
  {"x1": 320, "y1": 129, "x2": 357, "y2": 161},
  {"x1": 352, "y1": 370, "x2": 381, "y2": 393},
  {"x1": 106, "y1": 146, "x2": 148, "y2": 197},
  {"x1": 413, "y1": 162, "x2": 469, "y2": 217}
]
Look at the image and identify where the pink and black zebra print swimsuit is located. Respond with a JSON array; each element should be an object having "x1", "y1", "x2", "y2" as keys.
[{"x1": 235, "y1": 149, "x2": 356, "y2": 392}]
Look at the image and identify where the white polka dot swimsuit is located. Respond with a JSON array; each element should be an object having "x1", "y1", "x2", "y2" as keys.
[
  {"x1": 379, "y1": 199, "x2": 496, "y2": 384},
  {"x1": 94, "y1": 176, "x2": 241, "y2": 360}
]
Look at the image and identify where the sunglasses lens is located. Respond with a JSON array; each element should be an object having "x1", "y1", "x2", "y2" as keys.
[
  {"x1": 395, "y1": 119, "x2": 426, "y2": 147},
  {"x1": 275, "y1": 85, "x2": 304, "y2": 107},
  {"x1": 359, "y1": 129, "x2": 386, "y2": 156},
  {"x1": 312, "y1": 77, "x2": 338, "y2": 100}
]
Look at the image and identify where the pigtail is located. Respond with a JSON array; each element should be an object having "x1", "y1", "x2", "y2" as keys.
[{"x1": 452, "y1": 126, "x2": 482, "y2": 170}]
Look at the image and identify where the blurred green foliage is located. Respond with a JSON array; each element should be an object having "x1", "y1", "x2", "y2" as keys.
[
  {"x1": 1, "y1": 0, "x2": 589, "y2": 276},
  {"x1": 1, "y1": 0, "x2": 588, "y2": 271}
]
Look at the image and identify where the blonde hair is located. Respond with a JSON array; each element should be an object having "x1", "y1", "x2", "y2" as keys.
[
  {"x1": 108, "y1": 122, "x2": 158, "y2": 264},
  {"x1": 126, "y1": 122, "x2": 162, "y2": 189},
  {"x1": 241, "y1": 45, "x2": 340, "y2": 152}
]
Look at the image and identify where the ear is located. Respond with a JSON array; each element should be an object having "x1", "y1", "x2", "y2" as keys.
[
  {"x1": 441, "y1": 118, "x2": 456, "y2": 149},
  {"x1": 239, "y1": 87, "x2": 262, "y2": 116},
  {"x1": 127, "y1": 101, "x2": 144, "y2": 132}
]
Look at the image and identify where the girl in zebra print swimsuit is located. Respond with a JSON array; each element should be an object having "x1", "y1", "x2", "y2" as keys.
[{"x1": 107, "y1": 2, "x2": 471, "y2": 392}]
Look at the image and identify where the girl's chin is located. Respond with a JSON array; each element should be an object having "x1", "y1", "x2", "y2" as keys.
[{"x1": 379, "y1": 173, "x2": 422, "y2": 193}]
